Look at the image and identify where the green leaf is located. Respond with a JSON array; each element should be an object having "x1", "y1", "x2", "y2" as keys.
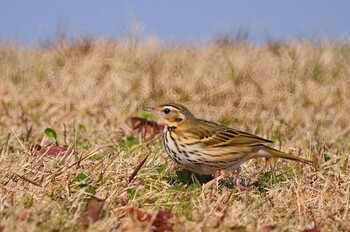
[
  {"x1": 188, "y1": 183, "x2": 199, "y2": 191},
  {"x1": 44, "y1": 128, "x2": 57, "y2": 140},
  {"x1": 127, "y1": 187, "x2": 138, "y2": 198},
  {"x1": 75, "y1": 172, "x2": 88, "y2": 182},
  {"x1": 78, "y1": 123, "x2": 86, "y2": 132},
  {"x1": 167, "y1": 184, "x2": 186, "y2": 192},
  {"x1": 175, "y1": 169, "x2": 192, "y2": 182},
  {"x1": 86, "y1": 186, "x2": 96, "y2": 195},
  {"x1": 119, "y1": 135, "x2": 140, "y2": 149},
  {"x1": 140, "y1": 111, "x2": 155, "y2": 120},
  {"x1": 324, "y1": 153, "x2": 331, "y2": 162},
  {"x1": 22, "y1": 194, "x2": 33, "y2": 208},
  {"x1": 89, "y1": 149, "x2": 113, "y2": 160},
  {"x1": 76, "y1": 140, "x2": 89, "y2": 149},
  {"x1": 126, "y1": 135, "x2": 139, "y2": 147}
]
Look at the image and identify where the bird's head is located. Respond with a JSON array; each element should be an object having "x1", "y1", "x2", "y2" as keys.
[{"x1": 142, "y1": 103, "x2": 194, "y2": 128}]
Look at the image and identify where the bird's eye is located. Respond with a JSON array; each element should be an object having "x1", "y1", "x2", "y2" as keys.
[{"x1": 163, "y1": 108, "x2": 171, "y2": 114}]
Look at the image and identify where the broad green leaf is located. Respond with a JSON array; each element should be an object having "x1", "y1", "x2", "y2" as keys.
[
  {"x1": 44, "y1": 128, "x2": 57, "y2": 140},
  {"x1": 75, "y1": 172, "x2": 88, "y2": 182}
]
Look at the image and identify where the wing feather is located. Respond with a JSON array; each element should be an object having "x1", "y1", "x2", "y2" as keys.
[{"x1": 192, "y1": 120, "x2": 272, "y2": 148}]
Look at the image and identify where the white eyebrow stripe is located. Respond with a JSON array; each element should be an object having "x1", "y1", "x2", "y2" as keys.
[{"x1": 162, "y1": 105, "x2": 182, "y2": 111}]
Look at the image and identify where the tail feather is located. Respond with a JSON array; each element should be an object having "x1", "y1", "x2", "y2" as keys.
[{"x1": 255, "y1": 146, "x2": 314, "y2": 165}]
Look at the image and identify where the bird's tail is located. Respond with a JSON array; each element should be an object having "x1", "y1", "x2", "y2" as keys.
[{"x1": 255, "y1": 146, "x2": 314, "y2": 165}]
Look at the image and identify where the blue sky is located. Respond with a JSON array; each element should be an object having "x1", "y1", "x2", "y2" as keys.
[{"x1": 1, "y1": 1, "x2": 349, "y2": 44}]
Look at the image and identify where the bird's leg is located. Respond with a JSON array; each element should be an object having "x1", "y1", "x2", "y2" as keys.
[
  {"x1": 191, "y1": 173, "x2": 201, "y2": 186},
  {"x1": 235, "y1": 167, "x2": 249, "y2": 203},
  {"x1": 201, "y1": 171, "x2": 227, "y2": 189},
  {"x1": 234, "y1": 167, "x2": 244, "y2": 190}
]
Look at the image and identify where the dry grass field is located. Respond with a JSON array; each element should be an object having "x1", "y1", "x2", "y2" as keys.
[{"x1": 1, "y1": 37, "x2": 350, "y2": 231}]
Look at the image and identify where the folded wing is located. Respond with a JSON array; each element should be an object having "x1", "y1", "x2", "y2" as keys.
[{"x1": 194, "y1": 120, "x2": 272, "y2": 148}]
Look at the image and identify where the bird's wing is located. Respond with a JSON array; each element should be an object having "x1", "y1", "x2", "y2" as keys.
[{"x1": 194, "y1": 120, "x2": 272, "y2": 148}]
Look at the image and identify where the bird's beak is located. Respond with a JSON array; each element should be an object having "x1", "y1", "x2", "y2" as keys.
[{"x1": 142, "y1": 106, "x2": 156, "y2": 113}]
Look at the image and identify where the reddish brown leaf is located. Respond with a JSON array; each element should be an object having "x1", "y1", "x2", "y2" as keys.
[
  {"x1": 260, "y1": 224, "x2": 276, "y2": 232},
  {"x1": 38, "y1": 145, "x2": 68, "y2": 156},
  {"x1": 78, "y1": 196, "x2": 105, "y2": 229},
  {"x1": 303, "y1": 227, "x2": 321, "y2": 232},
  {"x1": 130, "y1": 117, "x2": 164, "y2": 141},
  {"x1": 129, "y1": 207, "x2": 152, "y2": 226},
  {"x1": 128, "y1": 207, "x2": 174, "y2": 232},
  {"x1": 153, "y1": 211, "x2": 175, "y2": 232}
]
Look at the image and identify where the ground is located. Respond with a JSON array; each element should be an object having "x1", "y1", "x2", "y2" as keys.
[{"x1": 0, "y1": 37, "x2": 350, "y2": 231}]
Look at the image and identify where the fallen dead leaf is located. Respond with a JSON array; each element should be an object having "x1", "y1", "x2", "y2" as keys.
[
  {"x1": 118, "y1": 117, "x2": 164, "y2": 142},
  {"x1": 260, "y1": 224, "x2": 276, "y2": 232},
  {"x1": 38, "y1": 145, "x2": 68, "y2": 156},
  {"x1": 302, "y1": 226, "x2": 321, "y2": 232},
  {"x1": 78, "y1": 196, "x2": 105, "y2": 229},
  {"x1": 128, "y1": 207, "x2": 174, "y2": 232},
  {"x1": 152, "y1": 211, "x2": 175, "y2": 232},
  {"x1": 130, "y1": 117, "x2": 164, "y2": 141}
]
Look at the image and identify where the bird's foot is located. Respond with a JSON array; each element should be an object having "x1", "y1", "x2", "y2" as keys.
[
  {"x1": 235, "y1": 178, "x2": 249, "y2": 204},
  {"x1": 201, "y1": 172, "x2": 226, "y2": 189}
]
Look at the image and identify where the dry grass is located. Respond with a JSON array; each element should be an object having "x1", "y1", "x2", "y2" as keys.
[{"x1": 1, "y1": 37, "x2": 350, "y2": 231}]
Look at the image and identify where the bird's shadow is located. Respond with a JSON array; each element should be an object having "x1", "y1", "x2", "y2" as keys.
[
  {"x1": 167, "y1": 169, "x2": 213, "y2": 186},
  {"x1": 170, "y1": 169, "x2": 240, "y2": 189},
  {"x1": 170, "y1": 169, "x2": 280, "y2": 191}
]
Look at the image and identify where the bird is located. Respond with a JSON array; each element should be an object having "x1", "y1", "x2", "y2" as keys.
[{"x1": 142, "y1": 103, "x2": 313, "y2": 184}]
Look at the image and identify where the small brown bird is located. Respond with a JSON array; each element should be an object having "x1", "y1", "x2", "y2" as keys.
[{"x1": 143, "y1": 103, "x2": 313, "y2": 177}]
